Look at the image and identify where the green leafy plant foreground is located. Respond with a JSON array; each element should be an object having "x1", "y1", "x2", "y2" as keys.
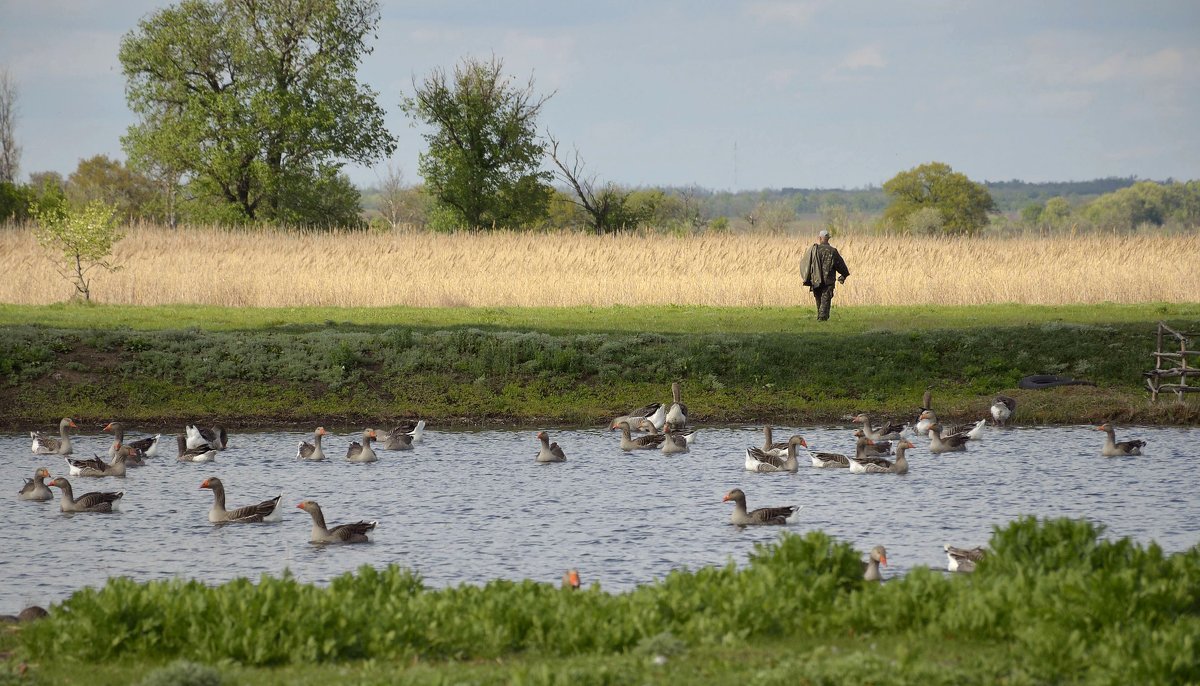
[{"x1": 15, "y1": 518, "x2": 1200, "y2": 684}]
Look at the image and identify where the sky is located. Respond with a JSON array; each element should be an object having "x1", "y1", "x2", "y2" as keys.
[{"x1": 1, "y1": 0, "x2": 1198, "y2": 192}]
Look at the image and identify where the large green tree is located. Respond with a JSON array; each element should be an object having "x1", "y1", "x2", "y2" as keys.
[
  {"x1": 882, "y1": 162, "x2": 996, "y2": 235},
  {"x1": 119, "y1": 0, "x2": 394, "y2": 226},
  {"x1": 401, "y1": 56, "x2": 553, "y2": 231}
]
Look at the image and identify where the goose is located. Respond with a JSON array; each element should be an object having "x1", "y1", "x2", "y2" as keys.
[
  {"x1": 862, "y1": 545, "x2": 888, "y2": 581},
  {"x1": 346, "y1": 429, "x2": 378, "y2": 463},
  {"x1": 66, "y1": 452, "x2": 131, "y2": 478},
  {"x1": 102, "y1": 422, "x2": 161, "y2": 458},
  {"x1": 380, "y1": 420, "x2": 425, "y2": 447},
  {"x1": 722, "y1": 488, "x2": 799, "y2": 526},
  {"x1": 852, "y1": 429, "x2": 892, "y2": 455},
  {"x1": 18, "y1": 467, "x2": 53, "y2": 501},
  {"x1": 848, "y1": 437, "x2": 898, "y2": 473},
  {"x1": 660, "y1": 426, "x2": 690, "y2": 455},
  {"x1": 914, "y1": 390, "x2": 936, "y2": 435},
  {"x1": 297, "y1": 500, "x2": 375, "y2": 543},
  {"x1": 1096, "y1": 423, "x2": 1146, "y2": 456},
  {"x1": 744, "y1": 435, "x2": 807, "y2": 473},
  {"x1": 944, "y1": 544, "x2": 987, "y2": 573},
  {"x1": 852, "y1": 413, "x2": 904, "y2": 441},
  {"x1": 637, "y1": 419, "x2": 696, "y2": 446},
  {"x1": 380, "y1": 429, "x2": 413, "y2": 451},
  {"x1": 186, "y1": 424, "x2": 228, "y2": 450},
  {"x1": 296, "y1": 427, "x2": 328, "y2": 461},
  {"x1": 849, "y1": 439, "x2": 914, "y2": 474},
  {"x1": 615, "y1": 421, "x2": 665, "y2": 451},
  {"x1": 991, "y1": 395, "x2": 1017, "y2": 426},
  {"x1": 200, "y1": 477, "x2": 283, "y2": 524},
  {"x1": 918, "y1": 411, "x2": 986, "y2": 440},
  {"x1": 175, "y1": 433, "x2": 217, "y2": 463},
  {"x1": 760, "y1": 426, "x2": 791, "y2": 457},
  {"x1": 562, "y1": 569, "x2": 581, "y2": 590},
  {"x1": 46, "y1": 477, "x2": 123, "y2": 513},
  {"x1": 535, "y1": 430, "x2": 567, "y2": 463},
  {"x1": 665, "y1": 382, "x2": 688, "y2": 429},
  {"x1": 809, "y1": 447, "x2": 851, "y2": 468},
  {"x1": 31, "y1": 418, "x2": 77, "y2": 455},
  {"x1": 927, "y1": 424, "x2": 970, "y2": 454},
  {"x1": 609, "y1": 403, "x2": 664, "y2": 432}
]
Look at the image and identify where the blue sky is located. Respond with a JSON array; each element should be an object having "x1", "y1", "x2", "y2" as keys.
[{"x1": 1, "y1": 0, "x2": 1197, "y2": 191}]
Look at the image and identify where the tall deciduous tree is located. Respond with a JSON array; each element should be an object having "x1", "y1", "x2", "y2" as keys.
[
  {"x1": 401, "y1": 56, "x2": 553, "y2": 231},
  {"x1": 548, "y1": 135, "x2": 642, "y2": 234},
  {"x1": 0, "y1": 67, "x2": 19, "y2": 184},
  {"x1": 119, "y1": 0, "x2": 394, "y2": 226},
  {"x1": 882, "y1": 162, "x2": 996, "y2": 235}
]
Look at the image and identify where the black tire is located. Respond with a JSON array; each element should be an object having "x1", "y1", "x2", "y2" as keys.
[{"x1": 1017, "y1": 374, "x2": 1096, "y2": 390}]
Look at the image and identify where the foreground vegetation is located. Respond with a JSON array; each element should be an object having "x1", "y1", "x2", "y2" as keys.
[
  {"x1": 1, "y1": 303, "x2": 1196, "y2": 427},
  {"x1": 6, "y1": 517, "x2": 1198, "y2": 684}
]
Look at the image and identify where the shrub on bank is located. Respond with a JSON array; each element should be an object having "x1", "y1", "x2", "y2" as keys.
[{"x1": 17, "y1": 518, "x2": 1200, "y2": 683}]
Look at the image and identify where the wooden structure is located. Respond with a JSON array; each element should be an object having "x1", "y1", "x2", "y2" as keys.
[{"x1": 1145, "y1": 321, "x2": 1199, "y2": 402}]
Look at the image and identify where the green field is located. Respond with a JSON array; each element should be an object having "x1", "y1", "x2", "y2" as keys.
[{"x1": 2, "y1": 302, "x2": 1197, "y2": 427}]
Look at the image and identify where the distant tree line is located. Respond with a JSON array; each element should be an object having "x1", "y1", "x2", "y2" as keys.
[{"x1": 0, "y1": 0, "x2": 1193, "y2": 236}]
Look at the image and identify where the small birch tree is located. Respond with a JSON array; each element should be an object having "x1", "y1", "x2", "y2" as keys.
[{"x1": 32, "y1": 200, "x2": 124, "y2": 302}]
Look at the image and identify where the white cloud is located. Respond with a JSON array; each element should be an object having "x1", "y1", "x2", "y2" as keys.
[{"x1": 841, "y1": 45, "x2": 886, "y2": 70}]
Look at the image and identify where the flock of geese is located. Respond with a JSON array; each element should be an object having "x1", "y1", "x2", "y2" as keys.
[
  {"x1": 15, "y1": 419, "x2": 431, "y2": 543},
  {"x1": 16, "y1": 383, "x2": 1151, "y2": 582}
]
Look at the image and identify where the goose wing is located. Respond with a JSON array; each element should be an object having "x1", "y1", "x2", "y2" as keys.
[{"x1": 328, "y1": 520, "x2": 377, "y2": 542}]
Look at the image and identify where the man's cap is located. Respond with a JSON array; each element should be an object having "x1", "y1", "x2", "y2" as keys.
[{"x1": 818, "y1": 230, "x2": 830, "y2": 238}]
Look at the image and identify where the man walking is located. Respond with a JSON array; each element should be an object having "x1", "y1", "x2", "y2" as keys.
[{"x1": 800, "y1": 230, "x2": 850, "y2": 321}]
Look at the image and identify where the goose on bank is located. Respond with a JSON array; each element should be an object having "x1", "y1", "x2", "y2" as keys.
[
  {"x1": 297, "y1": 500, "x2": 375, "y2": 543},
  {"x1": 991, "y1": 395, "x2": 1017, "y2": 426}
]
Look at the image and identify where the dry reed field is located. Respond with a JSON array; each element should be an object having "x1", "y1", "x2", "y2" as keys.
[{"x1": 0, "y1": 224, "x2": 1196, "y2": 307}]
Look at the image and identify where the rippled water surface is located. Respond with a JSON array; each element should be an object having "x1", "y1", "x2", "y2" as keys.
[{"x1": 2, "y1": 423, "x2": 1197, "y2": 612}]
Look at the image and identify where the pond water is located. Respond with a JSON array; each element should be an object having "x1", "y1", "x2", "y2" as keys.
[{"x1": 2, "y1": 422, "x2": 1197, "y2": 612}]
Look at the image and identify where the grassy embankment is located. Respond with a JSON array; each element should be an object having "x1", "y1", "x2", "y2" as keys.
[
  {"x1": 3, "y1": 517, "x2": 1197, "y2": 684},
  {"x1": 1, "y1": 302, "x2": 1197, "y2": 427}
]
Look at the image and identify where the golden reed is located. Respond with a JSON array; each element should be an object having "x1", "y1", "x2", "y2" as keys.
[{"x1": 0, "y1": 224, "x2": 1196, "y2": 307}]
